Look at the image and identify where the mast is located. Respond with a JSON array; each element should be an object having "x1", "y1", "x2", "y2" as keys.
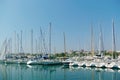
[
  {"x1": 100, "y1": 25, "x2": 104, "y2": 55},
  {"x1": 20, "y1": 30, "x2": 23, "y2": 54},
  {"x1": 40, "y1": 27, "x2": 43, "y2": 54},
  {"x1": 31, "y1": 29, "x2": 33, "y2": 54},
  {"x1": 7, "y1": 39, "x2": 10, "y2": 54},
  {"x1": 0, "y1": 39, "x2": 7, "y2": 60},
  {"x1": 63, "y1": 32, "x2": 66, "y2": 55},
  {"x1": 35, "y1": 39, "x2": 38, "y2": 54},
  {"x1": 112, "y1": 19, "x2": 116, "y2": 59},
  {"x1": 54, "y1": 47, "x2": 56, "y2": 54},
  {"x1": 91, "y1": 24, "x2": 94, "y2": 57},
  {"x1": 40, "y1": 27, "x2": 47, "y2": 55},
  {"x1": 17, "y1": 34, "x2": 19, "y2": 54},
  {"x1": 78, "y1": 40, "x2": 81, "y2": 57},
  {"x1": 14, "y1": 31, "x2": 17, "y2": 54},
  {"x1": 38, "y1": 36, "x2": 41, "y2": 54},
  {"x1": 98, "y1": 24, "x2": 104, "y2": 57},
  {"x1": 98, "y1": 27, "x2": 101, "y2": 56},
  {"x1": 39, "y1": 27, "x2": 41, "y2": 54},
  {"x1": 49, "y1": 23, "x2": 51, "y2": 58},
  {"x1": 10, "y1": 38, "x2": 12, "y2": 54}
]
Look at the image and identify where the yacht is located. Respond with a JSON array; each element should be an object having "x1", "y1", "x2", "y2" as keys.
[{"x1": 69, "y1": 61, "x2": 79, "y2": 67}]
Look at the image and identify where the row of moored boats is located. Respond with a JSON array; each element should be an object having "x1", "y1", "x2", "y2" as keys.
[{"x1": 63, "y1": 57, "x2": 120, "y2": 69}]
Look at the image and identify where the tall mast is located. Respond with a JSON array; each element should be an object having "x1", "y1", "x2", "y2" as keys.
[
  {"x1": 20, "y1": 30, "x2": 23, "y2": 53},
  {"x1": 35, "y1": 39, "x2": 38, "y2": 54},
  {"x1": 40, "y1": 27, "x2": 47, "y2": 55},
  {"x1": 100, "y1": 25, "x2": 104, "y2": 53},
  {"x1": 98, "y1": 27, "x2": 101, "y2": 56},
  {"x1": 17, "y1": 34, "x2": 19, "y2": 54},
  {"x1": 99, "y1": 25, "x2": 104, "y2": 56},
  {"x1": 54, "y1": 47, "x2": 56, "y2": 54},
  {"x1": 63, "y1": 32, "x2": 66, "y2": 55},
  {"x1": 112, "y1": 19, "x2": 116, "y2": 59},
  {"x1": 78, "y1": 40, "x2": 81, "y2": 57},
  {"x1": 8, "y1": 39, "x2": 10, "y2": 54},
  {"x1": 91, "y1": 24, "x2": 94, "y2": 57},
  {"x1": 49, "y1": 23, "x2": 51, "y2": 58},
  {"x1": 14, "y1": 31, "x2": 17, "y2": 53},
  {"x1": 40, "y1": 27, "x2": 43, "y2": 54},
  {"x1": 10, "y1": 38, "x2": 12, "y2": 54},
  {"x1": 31, "y1": 29, "x2": 33, "y2": 54},
  {"x1": 39, "y1": 36, "x2": 41, "y2": 54},
  {"x1": 39, "y1": 27, "x2": 41, "y2": 54}
]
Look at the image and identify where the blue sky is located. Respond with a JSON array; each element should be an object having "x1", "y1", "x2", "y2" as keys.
[{"x1": 0, "y1": 0, "x2": 120, "y2": 53}]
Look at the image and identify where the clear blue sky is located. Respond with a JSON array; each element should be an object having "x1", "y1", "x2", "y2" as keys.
[{"x1": 0, "y1": 0, "x2": 120, "y2": 53}]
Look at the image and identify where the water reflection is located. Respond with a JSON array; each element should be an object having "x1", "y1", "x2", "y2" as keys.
[
  {"x1": 0, "y1": 64, "x2": 59, "y2": 80},
  {"x1": 62, "y1": 66, "x2": 120, "y2": 80},
  {"x1": 0, "y1": 64, "x2": 120, "y2": 80}
]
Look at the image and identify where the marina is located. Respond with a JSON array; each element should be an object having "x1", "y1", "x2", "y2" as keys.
[
  {"x1": 0, "y1": 12, "x2": 119, "y2": 70},
  {"x1": 0, "y1": 0, "x2": 120, "y2": 80},
  {"x1": 1, "y1": 54, "x2": 120, "y2": 70},
  {"x1": 0, "y1": 23, "x2": 119, "y2": 79}
]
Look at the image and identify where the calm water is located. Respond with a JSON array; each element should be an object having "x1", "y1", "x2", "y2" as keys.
[{"x1": 0, "y1": 64, "x2": 120, "y2": 80}]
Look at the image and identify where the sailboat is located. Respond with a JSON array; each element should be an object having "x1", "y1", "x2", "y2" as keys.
[
  {"x1": 105, "y1": 19, "x2": 117, "y2": 69},
  {"x1": 69, "y1": 58, "x2": 79, "y2": 67},
  {"x1": 41, "y1": 23, "x2": 62, "y2": 65},
  {"x1": 85, "y1": 24, "x2": 95, "y2": 67},
  {"x1": 0, "y1": 39, "x2": 7, "y2": 61},
  {"x1": 95, "y1": 25, "x2": 106, "y2": 68},
  {"x1": 26, "y1": 32, "x2": 42, "y2": 65},
  {"x1": 27, "y1": 23, "x2": 61, "y2": 65},
  {"x1": 61, "y1": 32, "x2": 79, "y2": 67}
]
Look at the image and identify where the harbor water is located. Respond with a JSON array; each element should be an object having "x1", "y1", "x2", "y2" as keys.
[{"x1": 0, "y1": 64, "x2": 120, "y2": 80}]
